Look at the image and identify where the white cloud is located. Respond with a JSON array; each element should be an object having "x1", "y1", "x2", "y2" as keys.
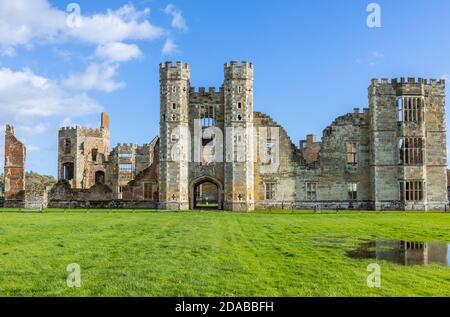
[
  {"x1": 0, "y1": 1, "x2": 164, "y2": 48},
  {"x1": 164, "y1": 4, "x2": 188, "y2": 32},
  {"x1": 0, "y1": 0, "x2": 66, "y2": 47},
  {"x1": 63, "y1": 63, "x2": 125, "y2": 93},
  {"x1": 67, "y1": 4, "x2": 164, "y2": 45},
  {"x1": 162, "y1": 39, "x2": 178, "y2": 55},
  {"x1": 95, "y1": 42, "x2": 142, "y2": 62},
  {"x1": 0, "y1": 67, "x2": 101, "y2": 121}
]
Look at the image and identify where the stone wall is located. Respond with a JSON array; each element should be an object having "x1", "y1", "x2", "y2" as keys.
[
  {"x1": 4, "y1": 125, "x2": 26, "y2": 208},
  {"x1": 58, "y1": 112, "x2": 110, "y2": 190}
]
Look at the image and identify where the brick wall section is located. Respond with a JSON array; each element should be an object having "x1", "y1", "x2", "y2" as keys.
[
  {"x1": 299, "y1": 134, "x2": 321, "y2": 165},
  {"x1": 4, "y1": 125, "x2": 26, "y2": 207}
]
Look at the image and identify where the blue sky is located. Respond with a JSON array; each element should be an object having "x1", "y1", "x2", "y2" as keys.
[{"x1": 0, "y1": 0, "x2": 449, "y2": 176}]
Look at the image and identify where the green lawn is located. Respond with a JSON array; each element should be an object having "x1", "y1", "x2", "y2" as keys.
[{"x1": 0, "y1": 209, "x2": 449, "y2": 297}]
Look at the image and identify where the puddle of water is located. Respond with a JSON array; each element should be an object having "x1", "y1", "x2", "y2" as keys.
[{"x1": 347, "y1": 240, "x2": 450, "y2": 267}]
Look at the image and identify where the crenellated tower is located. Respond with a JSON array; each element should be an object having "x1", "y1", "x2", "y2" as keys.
[
  {"x1": 369, "y1": 78, "x2": 447, "y2": 211},
  {"x1": 223, "y1": 61, "x2": 255, "y2": 211},
  {"x1": 159, "y1": 61, "x2": 190, "y2": 210}
]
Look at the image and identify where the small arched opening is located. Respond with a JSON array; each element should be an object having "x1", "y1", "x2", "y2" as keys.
[{"x1": 95, "y1": 171, "x2": 105, "y2": 184}]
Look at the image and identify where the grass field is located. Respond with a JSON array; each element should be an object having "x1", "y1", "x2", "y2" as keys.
[{"x1": 0, "y1": 209, "x2": 450, "y2": 297}]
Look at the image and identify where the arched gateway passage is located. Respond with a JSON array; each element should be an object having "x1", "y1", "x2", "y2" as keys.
[{"x1": 190, "y1": 177, "x2": 223, "y2": 210}]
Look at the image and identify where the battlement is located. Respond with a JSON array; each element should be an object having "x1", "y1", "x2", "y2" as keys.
[
  {"x1": 59, "y1": 126, "x2": 79, "y2": 135},
  {"x1": 160, "y1": 61, "x2": 190, "y2": 70},
  {"x1": 160, "y1": 61, "x2": 191, "y2": 81},
  {"x1": 224, "y1": 61, "x2": 254, "y2": 69},
  {"x1": 59, "y1": 126, "x2": 107, "y2": 136},
  {"x1": 224, "y1": 61, "x2": 254, "y2": 80},
  {"x1": 370, "y1": 77, "x2": 446, "y2": 86},
  {"x1": 189, "y1": 86, "x2": 223, "y2": 94}
]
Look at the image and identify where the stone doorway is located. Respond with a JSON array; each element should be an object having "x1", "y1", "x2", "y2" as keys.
[{"x1": 190, "y1": 177, "x2": 223, "y2": 210}]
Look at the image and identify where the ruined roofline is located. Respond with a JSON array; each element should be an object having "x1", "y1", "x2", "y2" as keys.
[
  {"x1": 371, "y1": 77, "x2": 445, "y2": 86},
  {"x1": 115, "y1": 143, "x2": 137, "y2": 148},
  {"x1": 59, "y1": 112, "x2": 109, "y2": 134}
]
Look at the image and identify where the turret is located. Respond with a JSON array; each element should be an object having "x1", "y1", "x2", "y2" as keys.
[
  {"x1": 158, "y1": 61, "x2": 190, "y2": 210},
  {"x1": 223, "y1": 61, "x2": 255, "y2": 211}
]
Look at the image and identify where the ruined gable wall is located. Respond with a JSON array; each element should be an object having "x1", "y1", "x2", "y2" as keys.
[
  {"x1": 253, "y1": 112, "x2": 298, "y2": 208},
  {"x1": 4, "y1": 125, "x2": 26, "y2": 207},
  {"x1": 305, "y1": 110, "x2": 371, "y2": 206}
]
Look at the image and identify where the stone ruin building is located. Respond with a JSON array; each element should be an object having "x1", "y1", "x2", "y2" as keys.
[{"x1": 4, "y1": 61, "x2": 448, "y2": 211}]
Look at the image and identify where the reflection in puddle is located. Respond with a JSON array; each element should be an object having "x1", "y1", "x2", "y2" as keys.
[{"x1": 347, "y1": 240, "x2": 450, "y2": 267}]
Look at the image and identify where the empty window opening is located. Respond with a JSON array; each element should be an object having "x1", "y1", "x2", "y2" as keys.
[
  {"x1": 92, "y1": 149, "x2": 98, "y2": 162},
  {"x1": 348, "y1": 182, "x2": 358, "y2": 200},
  {"x1": 64, "y1": 139, "x2": 71, "y2": 154},
  {"x1": 200, "y1": 105, "x2": 215, "y2": 127},
  {"x1": 400, "y1": 181, "x2": 424, "y2": 202},
  {"x1": 398, "y1": 96, "x2": 423, "y2": 123},
  {"x1": 118, "y1": 152, "x2": 132, "y2": 159},
  {"x1": 95, "y1": 171, "x2": 105, "y2": 184},
  {"x1": 119, "y1": 163, "x2": 134, "y2": 173},
  {"x1": 265, "y1": 182, "x2": 276, "y2": 200},
  {"x1": 62, "y1": 162, "x2": 74, "y2": 181},
  {"x1": 399, "y1": 137, "x2": 424, "y2": 165},
  {"x1": 346, "y1": 143, "x2": 358, "y2": 165},
  {"x1": 306, "y1": 182, "x2": 317, "y2": 201}
]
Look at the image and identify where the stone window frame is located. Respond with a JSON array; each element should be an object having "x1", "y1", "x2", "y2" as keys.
[
  {"x1": 119, "y1": 163, "x2": 134, "y2": 173},
  {"x1": 118, "y1": 152, "x2": 133, "y2": 159},
  {"x1": 397, "y1": 96, "x2": 424, "y2": 123},
  {"x1": 399, "y1": 180, "x2": 424, "y2": 202},
  {"x1": 398, "y1": 137, "x2": 424, "y2": 165},
  {"x1": 264, "y1": 182, "x2": 276, "y2": 201},
  {"x1": 305, "y1": 182, "x2": 317, "y2": 201},
  {"x1": 346, "y1": 143, "x2": 358, "y2": 166},
  {"x1": 200, "y1": 104, "x2": 215, "y2": 127},
  {"x1": 347, "y1": 182, "x2": 358, "y2": 201}
]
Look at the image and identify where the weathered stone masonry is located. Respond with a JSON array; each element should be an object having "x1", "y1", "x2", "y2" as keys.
[{"x1": 44, "y1": 61, "x2": 449, "y2": 211}]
